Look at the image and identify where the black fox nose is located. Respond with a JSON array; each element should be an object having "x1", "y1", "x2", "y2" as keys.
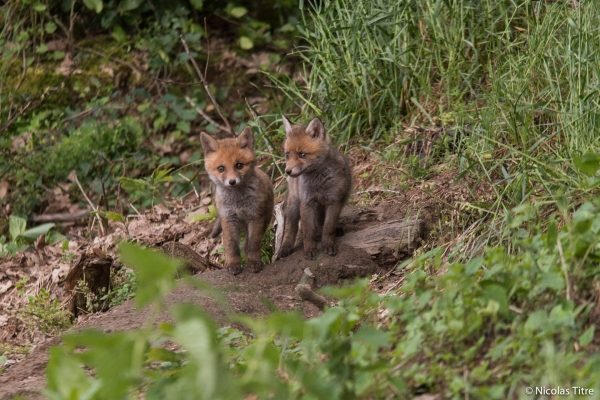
[
  {"x1": 229, "y1": 179, "x2": 237, "y2": 186},
  {"x1": 285, "y1": 169, "x2": 292, "y2": 175}
]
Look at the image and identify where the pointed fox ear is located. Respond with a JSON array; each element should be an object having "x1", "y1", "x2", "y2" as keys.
[
  {"x1": 200, "y1": 132, "x2": 219, "y2": 155},
  {"x1": 237, "y1": 126, "x2": 254, "y2": 150},
  {"x1": 306, "y1": 118, "x2": 326, "y2": 141},
  {"x1": 282, "y1": 115, "x2": 293, "y2": 136}
]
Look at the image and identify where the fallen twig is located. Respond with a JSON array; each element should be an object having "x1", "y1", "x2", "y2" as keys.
[
  {"x1": 184, "y1": 96, "x2": 230, "y2": 134},
  {"x1": 32, "y1": 209, "x2": 90, "y2": 223},
  {"x1": 296, "y1": 284, "x2": 327, "y2": 311},
  {"x1": 180, "y1": 35, "x2": 234, "y2": 136},
  {"x1": 72, "y1": 173, "x2": 105, "y2": 236}
]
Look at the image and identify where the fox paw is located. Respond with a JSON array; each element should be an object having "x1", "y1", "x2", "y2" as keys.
[
  {"x1": 304, "y1": 248, "x2": 317, "y2": 260},
  {"x1": 279, "y1": 245, "x2": 295, "y2": 258},
  {"x1": 248, "y1": 261, "x2": 263, "y2": 273},
  {"x1": 324, "y1": 243, "x2": 337, "y2": 256},
  {"x1": 226, "y1": 263, "x2": 242, "y2": 276}
]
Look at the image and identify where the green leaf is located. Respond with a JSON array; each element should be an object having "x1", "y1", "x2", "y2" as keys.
[
  {"x1": 33, "y1": 2, "x2": 47, "y2": 11},
  {"x1": 483, "y1": 284, "x2": 508, "y2": 314},
  {"x1": 117, "y1": 0, "x2": 143, "y2": 13},
  {"x1": 44, "y1": 22, "x2": 57, "y2": 34},
  {"x1": 229, "y1": 6, "x2": 248, "y2": 18},
  {"x1": 82, "y1": 0, "x2": 103, "y2": 13},
  {"x1": 93, "y1": 211, "x2": 126, "y2": 223},
  {"x1": 171, "y1": 304, "x2": 219, "y2": 399},
  {"x1": 19, "y1": 223, "x2": 55, "y2": 241},
  {"x1": 239, "y1": 36, "x2": 254, "y2": 50},
  {"x1": 546, "y1": 219, "x2": 557, "y2": 250},
  {"x1": 580, "y1": 325, "x2": 595, "y2": 347},
  {"x1": 176, "y1": 121, "x2": 191, "y2": 133},
  {"x1": 119, "y1": 177, "x2": 149, "y2": 194},
  {"x1": 118, "y1": 242, "x2": 180, "y2": 308},
  {"x1": 46, "y1": 346, "x2": 98, "y2": 398},
  {"x1": 465, "y1": 257, "x2": 483, "y2": 275},
  {"x1": 47, "y1": 231, "x2": 67, "y2": 245},
  {"x1": 573, "y1": 152, "x2": 600, "y2": 176},
  {"x1": 36, "y1": 43, "x2": 48, "y2": 54},
  {"x1": 9, "y1": 215, "x2": 26, "y2": 241},
  {"x1": 190, "y1": 0, "x2": 204, "y2": 10},
  {"x1": 111, "y1": 25, "x2": 127, "y2": 43},
  {"x1": 353, "y1": 326, "x2": 390, "y2": 348}
]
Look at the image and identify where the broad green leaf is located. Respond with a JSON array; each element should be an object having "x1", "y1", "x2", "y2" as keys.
[
  {"x1": 117, "y1": 0, "x2": 143, "y2": 13},
  {"x1": 119, "y1": 177, "x2": 148, "y2": 194},
  {"x1": 36, "y1": 43, "x2": 48, "y2": 54},
  {"x1": 111, "y1": 25, "x2": 127, "y2": 43},
  {"x1": 9, "y1": 215, "x2": 26, "y2": 241},
  {"x1": 580, "y1": 325, "x2": 595, "y2": 347},
  {"x1": 171, "y1": 304, "x2": 218, "y2": 399},
  {"x1": 229, "y1": 6, "x2": 248, "y2": 18},
  {"x1": 33, "y1": 2, "x2": 47, "y2": 11},
  {"x1": 465, "y1": 257, "x2": 483, "y2": 275},
  {"x1": 525, "y1": 310, "x2": 548, "y2": 331},
  {"x1": 44, "y1": 22, "x2": 57, "y2": 34},
  {"x1": 46, "y1": 231, "x2": 67, "y2": 245},
  {"x1": 82, "y1": 0, "x2": 103, "y2": 13},
  {"x1": 239, "y1": 36, "x2": 254, "y2": 50},
  {"x1": 483, "y1": 284, "x2": 508, "y2": 314},
  {"x1": 573, "y1": 152, "x2": 600, "y2": 176},
  {"x1": 353, "y1": 326, "x2": 390, "y2": 348},
  {"x1": 19, "y1": 223, "x2": 55, "y2": 241},
  {"x1": 118, "y1": 242, "x2": 180, "y2": 308},
  {"x1": 46, "y1": 346, "x2": 97, "y2": 398},
  {"x1": 190, "y1": 0, "x2": 203, "y2": 10}
]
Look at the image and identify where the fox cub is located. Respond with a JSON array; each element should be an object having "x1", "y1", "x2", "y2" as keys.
[
  {"x1": 279, "y1": 116, "x2": 352, "y2": 260},
  {"x1": 201, "y1": 127, "x2": 274, "y2": 275}
]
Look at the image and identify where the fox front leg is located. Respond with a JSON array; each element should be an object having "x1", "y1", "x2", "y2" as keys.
[
  {"x1": 244, "y1": 219, "x2": 268, "y2": 273},
  {"x1": 300, "y1": 203, "x2": 319, "y2": 260},
  {"x1": 221, "y1": 219, "x2": 242, "y2": 275},
  {"x1": 322, "y1": 202, "x2": 343, "y2": 256}
]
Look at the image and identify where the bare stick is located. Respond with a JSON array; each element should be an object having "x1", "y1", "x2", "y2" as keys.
[
  {"x1": 184, "y1": 96, "x2": 230, "y2": 134},
  {"x1": 73, "y1": 173, "x2": 105, "y2": 235},
  {"x1": 296, "y1": 284, "x2": 327, "y2": 311},
  {"x1": 32, "y1": 209, "x2": 90, "y2": 223},
  {"x1": 180, "y1": 35, "x2": 234, "y2": 136}
]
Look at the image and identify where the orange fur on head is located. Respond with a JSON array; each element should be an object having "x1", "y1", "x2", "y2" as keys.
[{"x1": 201, "y1": 128, "x2": 256, "y2": 187}]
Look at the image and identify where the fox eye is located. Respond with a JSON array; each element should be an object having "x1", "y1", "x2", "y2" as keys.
[
  {"x1": 235, "y1": 163, "x2": 244, "y2": 170},
  {"x1": 299, "y1": 152, "x2": 307, "y2": 159},
  {"x1": 217, "y1": 166, "x2": 225, "y2": 173},
  {"x1": 285, "y1": 152, "x2": 289, "y2": 159}
]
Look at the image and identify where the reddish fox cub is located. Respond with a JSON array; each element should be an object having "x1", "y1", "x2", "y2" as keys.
[
  {"x1": 279, "y1": 116, "x2": 352, "y2": 260},
  {"x1": 200, "y1": 127, "x2": 274, "y2": 275}
]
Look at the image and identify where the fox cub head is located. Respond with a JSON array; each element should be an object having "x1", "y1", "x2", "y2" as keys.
[
  {"x1": 201, "y1": 127, "x2": 255, "y2": 188},
  {"x1": 282, "y1": 116, "x2": 331, "y2": 177}
]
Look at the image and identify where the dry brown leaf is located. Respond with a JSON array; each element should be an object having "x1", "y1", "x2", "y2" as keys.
[
  {"x1": 0, "y1": 280, "x2": 13, "y2": 294},
  {"x1": 0, "y1": 181, "x2": 9, "y2": 199}
]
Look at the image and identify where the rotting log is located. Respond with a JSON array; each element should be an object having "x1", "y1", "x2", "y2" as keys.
[
  {"x1": 337, "y1": 217, "x2": 425, "y2": 267},
  {"x1": 161, "y1": 242, "x2": 222, "y2": 274}
]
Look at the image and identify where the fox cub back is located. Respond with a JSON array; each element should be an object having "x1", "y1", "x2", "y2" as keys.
[
  {"x1": 279, "y1": 116, "x2": 352, "y2": 260},
  {"x1": 201, "y1": 127, "x2": 274, "y2": 275}
]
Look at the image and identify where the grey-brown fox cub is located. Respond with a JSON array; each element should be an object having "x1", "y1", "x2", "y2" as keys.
[
  {"x1": 278, "y1": 116, "x2": 352, "y2": 260},
  {"x1": 200, "y1": 127, "x2": 274, "y2": 275}
]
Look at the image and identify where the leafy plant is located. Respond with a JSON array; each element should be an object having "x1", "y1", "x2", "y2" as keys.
[
  {"x1": 99, "y1": 268, "x2": 137, "y2": 308},
  {"x1": 16, "y1": 289, "x2": 72, "y2": 336}
]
